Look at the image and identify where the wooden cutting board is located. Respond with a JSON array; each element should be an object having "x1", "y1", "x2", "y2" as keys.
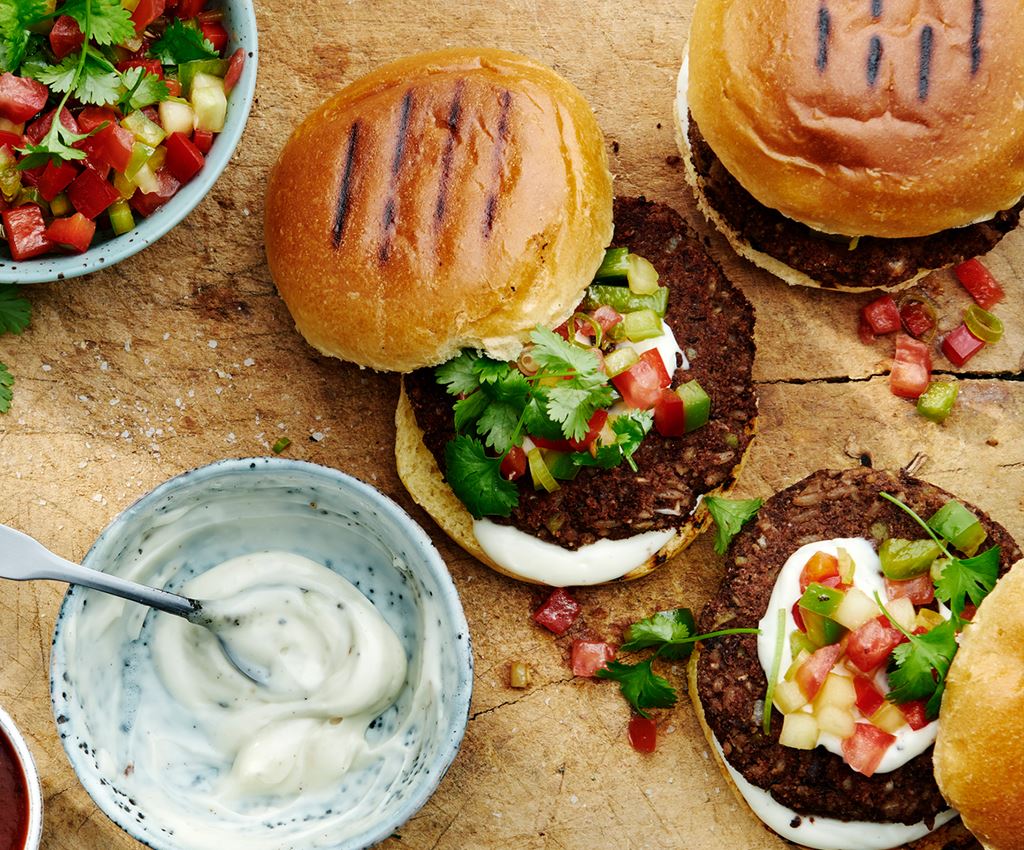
[{"x1": 1, "y1": 1, "x2": 1020, "y2": 847}]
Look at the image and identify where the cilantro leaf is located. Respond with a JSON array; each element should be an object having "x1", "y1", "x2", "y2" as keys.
[
  {"x1": 436, "y1": 352, "x2": 481, "y2": 397},
  {"x1": 17, "y1": 117, "x2": 90, "y2": 170},
  {"x1": 0, "y1": 362, "x2": 12, "y2": 414},
  {"x1": 0, "y1": 0, "x2": 48, "y2": 72},
  {"x1": 546, "y1": 382, "x2": 614, "y2": 442},
  {"x1": 521, "y1": 393, "x2": 564, "y2": 442},
  {"x1": 529, "y1": 326, "x2": 611, "y2": 441},
  {"x1": 704, "y1": 496, "x2": 762, "y2": 555},
  {"x1": 0, "y1": 285, "x2": 31, "y2": 335},
  {"x1": 886, "y1": 618, "x2": 958, "y2": 718},
  {"x1": 117, "y1": 66, "x2": 169, "y2": 110},
  {"x1": 150, "y1": 18, "x2": 218, "y2": 64},
  {"x1": 61, "y1": 0, "x2": 134, "y2": 47},
  {"x1": 596, "y1": 658, "x2": 677, "y2": 718},
  {"x1": 934, "y1": 545, "x2": 999, "y2": 617},
  {"x1": 474, "y1": 371, "x2": 530, "y2": 453},
  {"x1": 621, "y1": 609, "x2": 697, "y2": 660},
  {"x1": 573, "y1": 410, "x2": 652, "y2": 471},
  {"x1": 22, "y1": 54, "x2": 79, "y2": 92},
  {"x1": 474, "y1": 359, "x2": 509, "y2": 385},
  {"x1": 453, "y1": 390, "x2": 488, "y2": 433},
  {"x1": 443, "y1": 435, "x2": 518, "y2": 519},
  {"x1": 75, "y1": 55, "x2": 122, "y2": 106}
]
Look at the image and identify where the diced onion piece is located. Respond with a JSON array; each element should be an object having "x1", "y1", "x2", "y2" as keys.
[
  {"x1": 527, "y1": 447, "x2": 558, "y2": 493},
  {"x1": 886, "y1": 596, "x2": 916, "y2": 633},
  {"x1": 773, "y1": 680, "x2": 807, "y2": 714},
  {"x1": 779, "y1": 713, "x2": 819, "y2": 750},
  {"x1": 122, "y1": 110, "x2": 166, "y2": 147},
  {"x1": 870, "y1": 701, "x2": 907, "y2": 734},
  {"x1": 622, "y1": 308, "x2": 662, "y2": 342},
  {"x1": 784, "y1": 649, "x2": 811, "y2": 682},
  {"x1": 133, "y1": 163, "x2": 159, "y2": 195},
  {"x1": 836, "y1": 547, "x2": 855, "y2": 584},
  {"x1": 125, "y1": 141, "x2": 156, "y2": 180},
  {"x1": 832, "y1": 587, "x2": 880, "y2": 631},
  {"x1": 159, "y1": 100, "x2": 196, "y2": 136},
  {"x1": 191, "y1": 74, "x2": 228, "y2": 133},
  {"x1": 604, "y1": 346, "x2": 639, "y2": 378},
  {"x1": 626, "y1": 253, "x2": 659, "y2": 294},
  {"x1": 813, "y1": 672, "x2": 857, "y2": 712},
  {"x1": 963, "y1": 304, "x2": 1004, "y2": 344},
  {"x1": 817, "y1": 704, "x2": 857, "y2": 739}
]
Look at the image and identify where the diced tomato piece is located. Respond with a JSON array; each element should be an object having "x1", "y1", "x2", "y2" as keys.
[
  {"x1": 164, "y1": 131, "x2": 205, "y2": 184},
  {"x1": 164, "y1": 79, "x2": 183, "y2": 98},
  {"x1": 884, "y1": 573, "x2": 935, "y2": 606},
  {"x1": 2, "y1": 205, "x2": 54, "y2": 261},
  {"x1": 499, "y1": 445, "x2": 527, "y2": 481},
  {"x1": 954, "y1": 258, "x2": 1005, "y2": 310},
  {"x1": 628, "y1": 715, "x2": 657, "y2": 754},
  {"x1": 611, "y1": 348, "x2": 671, "y2": 410},
  {"x1": 37, "y1": 160, "x2": 79, "y2": 202},
  {"x1": 25, "y1": 108, "x2": 79, "y2": 145},
  {"x1": 198, "y1": 19, "x2": 229, "y2": 53},
  {"x1": 18, "y1": 164, "x2": 44, "y2": 187},
  {"x1": 116, "y1": 58, "x2": 164, "y2": 80},
  {"x1": 585, "y1": 305, "x2": 622, "y2": 338},
  {"x1": 223, "y1": 48, "x2": 245, "y2": 93},
  {"x1": 570, "y1": 640, "x2": 615, "y2": 677},
  {"x1": 858, "y1": 316, "x2": 876, "y2": 345},
  {"x1": 653, "y1": 389, "x2": 685, "y2": 437},
  {"x1": 890, "y1": 334, "x2": 931, "y2": 399},
  {"x1": 131, "y1": 0, "x2": 166, "y2": 32},
  {"x1": 49, "y1": 15, "x2": 85, "y2": 59},
  {"x1": 799, "y1": 551, "x2": 840, "y2": 593},
  {"x1": 791, "y1": 600, "x2": 806, "y2": 633},
  {"x1": 960, "y1": 604, "x2": 977, "y2": 622},
  {"x1": 191, "y1": 128, "x2": 214, "y2": 154},
  {"x1": 0, "y1": 130, "x2": 23, "y2": 152},
  {"x1": 0, "y1": 74, "x2": 47, "y2": 124},
  {"x1": 129, "y1": 168, "x2": 181, "y2": 217},
  {"x1": 531, "y1": 588, "x2": 581, "y2": 636},
  {"x1": 44, "y1": 213, "x2": 96, "y2": 254},
  {"x1": 899, "y1": 301, "x2": 935, "y2": 340},
  {"x1": 173, "y1": 0, "x2": 205, "y2": 18},
  {"x1": 842, "y1": 723, "x2": 896, "y2": 777},
  {"x1": 853, "y1": 676, "x2": 885, "y2": 718},
  {"x1": 899, "y1": 700, "x2": 931, "y2": 731},
  {"x1": 529, "y1": 435, "x2": 572, "y2": 451},
  {"x1": 569, "y1": 408, "x2": 608, "y2": 451},
  {"x1": 846, "y1": 616, "x2": 905, "y2": 673},
  {"x1": 78, "y1": 121, "x2": 134, "y2": 173},
  {"x1": 861, "y1": 295, "x2": 901, "y2": 335},
  {"x1": 795, "y1": 643, "x2": 843, "y2": 700},
  {"x1": 67, "y1": 167, "x2": 121, "y2": 220},
  {"x1": 941, "y1": 324, "x2": 985, "y2": 368},
  {"x1": 76, "y1": 107, "x2": 118, "y2": 135}
]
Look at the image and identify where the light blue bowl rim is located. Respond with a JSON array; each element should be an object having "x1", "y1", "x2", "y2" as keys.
[
  {"x1": 0, "y1": 0, "x2": 259, "y2": 285},
  {"x1": 50, "y1": 456, "x2": 474, "y2": 850}
]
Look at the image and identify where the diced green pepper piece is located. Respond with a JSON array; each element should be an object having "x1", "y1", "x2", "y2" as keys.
[
  {"x1": 790, "y1": 630, "x2": 817, "y2": 659},
  {"x1": 798, "y1": 582, "x2": 846, "y2": 618},
  {"x1": 676, "y1": 380, "x2": 711, "y2": 432},
  {"x1": 917, "y1": 381, "x2": 959, "y2": 423},
  {"x1": 878, "y1": 537, "x2": 942, "y2": 579},
  {"x1": 594, "y1": 246, "x2": 629, "y2": 280},
  {"x1": 108, "y1": 199, "x2": 135, "y2": 236},
  {"x1": 543, "y1": 450, "x2": 581, "y2": 482},
  {"x1": 928, "y1": 500, "x2": 987, "y2": 556},
  {"x1": 122, "y1": 111, "x2": 166, "y2": 148},
  {"x1": 584, "y1": 284, "x2": 669, "y2": 317},
  {"x1": 49, "y1": 193, "x2": 71, "y2": 217},
  {"x1": 178, "y1": 58, "x2": 229, "y2": 96},
  {"x1": 125, "y1": 141, "x2": 156, "y2": 179},
  {"x1": 802, "y1": 609, "x2": 847, "y2": 648},
  {"x1": 604, "y1": 347, "x2": 638, "y2": 378},
  {"x1": 622, "y1": 308, "x2": 662, "y2": 342}
]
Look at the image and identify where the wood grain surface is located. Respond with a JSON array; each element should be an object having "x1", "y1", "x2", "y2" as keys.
[{"x1": 1, "y1": 1, "x2": 1020, "y2": 848}]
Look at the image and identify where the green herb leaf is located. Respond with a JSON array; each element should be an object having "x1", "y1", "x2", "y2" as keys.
[
  {"x1": 934, "y1": 545, "x2": 999, "y2": 617},
  {"x1": 474, "y1": 371, "x2": 530, "y2": 453},
  {"x1": 0, "y1": 362, "x2": 12, "y2": 414},
  {"x1": 17, "y1": 117, "x2": 90, "y2": 170},
  {"x1": 621, "y1": 609, "x2": 697, "y2": 659},
  {"x1": 529, "y1": 326, "x2": 611, "y2": 441},
  {"x1": 885, "y1": 617, "x2": 958, "y2": 719},
  {"x1": 75, "y1": 55, "x2": 122, "y2": 105},
  {"x1": 474, "y1": 359, "x2": 509, "y2": 385},
  {"x1": 60, "y1": 0, "x2": 134, "y2": 47},
  {"x1": 443, "y1": 435, "x2": 519, "y2": 519},
  {"x1": 704, "y1": 496, "x2": 762, "y2": 555},
  {"x1": 22, "y1": 54, "x2": 79, "y2": 92},
  {"x1": 452, "y1": 390, "x2": 488, "y2": 433},
  {"x1": 0, "y1": 285, "x2": 31, "y2": 335},
  {"x1": 596, "y1": 658, "x2": 677, "y2": 718},
  {"x1": 436, "y1": 351, "x2": 482, "y2": 397},
  {"x1": 117, "y1": 66, "x2": 170, "y2": 110},
  {"x1": 574, "y1": 410, "x2": 653, "y2": 472},
  {"x1": 0, "y1": 0, "x2": 49, "y2": 72},
  {"x1": 150, "y1": 18, "x2": 219, "y2": 64}
]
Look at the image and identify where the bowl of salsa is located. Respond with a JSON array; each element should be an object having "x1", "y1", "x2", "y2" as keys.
[
  {"x1": 0, "y1": 0, "x2": 258, "y2": 283},
  {"x1": 0, "y1": 705, "x2": 42, "y2": 850}
]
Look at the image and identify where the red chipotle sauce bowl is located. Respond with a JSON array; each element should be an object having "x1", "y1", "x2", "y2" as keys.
[{"x1": 0, "y1": 706, "x2": 42, "y2": 850}]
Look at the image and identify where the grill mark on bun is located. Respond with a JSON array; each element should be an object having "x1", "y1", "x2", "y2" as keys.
[
  {"x1": 434, "y1": 81, "x2": 465, "y2": 225},
  {"x1": 815, "y1": 5, "x2": 831, "y2": 72},
  {"x1": 483, "y1": 88, "x2": 513, "y2": 237},
  {"x1": 971, "y1": 0, "x2": 984, "y2": 74},
  {"x1": 379, "y1": 89, "x2": 415, "y2": 264},
  {"x1": 918, "y1": 24, "x2": 934, "y2": 101},
  {"x1": 866, "y1": 35, "x2": 883, "y2": 86},
  {"x1": 330, "y1": 121, "x2": 361, "y2": 249}
]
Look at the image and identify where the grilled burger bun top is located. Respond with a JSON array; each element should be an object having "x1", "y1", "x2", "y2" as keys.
[
  {"x1": 265, "y1": 47, "x2": 614, "y2": 372},
  {"x1": 934, "y1": 558, "x2": 1024, "y2": 850}
]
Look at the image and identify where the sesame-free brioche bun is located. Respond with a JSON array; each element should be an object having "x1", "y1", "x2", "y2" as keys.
[
  {"x1": 685, "y1": 0, "x2": 1024, "y2": 240},
  {"x1": 934, "y1": 558, "x2": 1024, "y2": 850},
  {"x1": 265, "y1": 47, "x2": 614, "y2": 372}
]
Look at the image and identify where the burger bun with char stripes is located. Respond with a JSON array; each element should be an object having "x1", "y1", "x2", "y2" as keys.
[{"x1": 265, "y1": 48, "x2": 614, "y2": 372}]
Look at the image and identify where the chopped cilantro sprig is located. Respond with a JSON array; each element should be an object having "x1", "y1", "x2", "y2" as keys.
[{"x1": 704, "y1": 496, "x2": 762, "y2": 555}]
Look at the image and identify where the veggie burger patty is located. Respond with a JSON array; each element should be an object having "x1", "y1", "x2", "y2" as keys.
[{"x1": 405, "y1": 196, "x2": 757, "y2": 549}]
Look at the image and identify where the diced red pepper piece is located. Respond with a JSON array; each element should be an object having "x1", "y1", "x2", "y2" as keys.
[
  {"x1": 224, "y1": 48, "x2": 245, "y2": 93},
  {"x1": 531, "y1": 588, "x2": 580, "y2": 636},
  {"x1": 67, "y1": 167, "x2": 121, "y2": 220},
  {"x1": 842, "y1": 723, "x2": 896, "y2": 777},
  {"x1": 653, "y1": 389, "x2": 685, "y2": 437},
  {"x1": 954, "y1": 258, "x2": 1005, "y2": 310},
  {"x1": 0, "y1": 74, "x2": 48, "y2": 124},
  {"x1": 173, "y1": 0, "x2": 205, "y2": 18},
  {"x1": 628, "y1": 715, "x2": 657, "y2": 754},
  {"x1": 799, "y1": 551, "x2": 840, "y2": 593},
  {"x1": 129, "y1": 168, "x2": 181, "y2": 217},
  {"x1": 2, "y1": 205, "x2": 54, "y2": 260},
  {"x1": 499, "y1": 446, "x2": 527, "y2": 481},
  {"x1": 37, "y1": 160, "x2": 80, "y2": 202},
  {"x1": 25, "y1": 108, "x2": 79, "y2": 145},
  {"x1": 795, "y1": 643, "x2": 843, "y2": 700},
  {"x1": 861, "y1": 295, "x2": 901, "y2": 335},
  {"x1": 78, "y1": 121, "x2": 134, "y2": 174},
  {"x1": 44, "y1": 213, "x2": 96, "y2": 254},
  {"x1": 853, "y1": 676, "x2": 885, "y2": 718},
  {"x1": 611, "y1": 348, "x2": 671, "y2": 410},
  {"x1": 0, "y1": 130, "x2": 23, "y2": 152},
  {"x1": 899, "y1": 700, "x2": 931, "y2": 731},
  {"x1": 890, "y1": 334, "x2": 931, "y2": 399},
  {"x1": 116, "y1": 58, "x2": 165, "y2": 80},
  {"x1": 198, "y1": 19, "x2": 229, "y2": 53},
  {"x1": 76, "y1": 107, "x2": 118, "y2": 134},
  {"x1": 846, "y1": 616, "x2": 905, "y2": 673},
  {"x1": 131, "y1": 0, "x2": 166, "y2": 33},
  {"x1": 49, "y1": 15, "x2": 85, "y2": 59},
  {"x1": 884, "y1": 574, "x2": 935, "y2": 606},
  {"x1": 18, "y1": 164, "x2": 44, "y2": 187},
  {"x1": 899, "y1": 301, "x2": 936, "y2": 340},
  {"x1": 164, "y1": 79, "x2": 183, "y2": 98},
  {"x1": 191, "y1": 129, "x2": 214, "y2": 154},
  {"x1": 941, "y1": 324, "x2": 985, "y2": 368},
  {"x1": 570, "y1": 640, "x2": 615, "y2": 677},
  {"x1": 164, "y1": 131, "x2": 206, "y2": 184}
]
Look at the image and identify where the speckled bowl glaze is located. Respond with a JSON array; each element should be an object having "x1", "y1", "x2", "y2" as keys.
[
  {"x1": 0, "y1": 705, "x2": 43, "y2": 850},
  {"x1": 50, "y1": 457, "x2": 473, "y2": 850},
  {"x1": 0, "y1": 1, "x2": 258, "y2": 284}
]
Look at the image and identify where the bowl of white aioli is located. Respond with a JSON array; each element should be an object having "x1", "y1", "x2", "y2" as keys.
[{"x1": 49, "y1": 457, "x2": 473, "y2": 850}]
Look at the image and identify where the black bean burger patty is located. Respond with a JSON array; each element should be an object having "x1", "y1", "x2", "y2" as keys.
[
  {"x1": 695, "y1": 467, "x2": 1020, "y2": 826},
  {"x1": 404, "y1": 196, "x2": 757, "y2": 549},
  {"x1": 688, "y1": 117, "x2": 1024, "y2": 291}
]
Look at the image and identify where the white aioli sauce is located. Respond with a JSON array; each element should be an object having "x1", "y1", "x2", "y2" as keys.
[
  {"x1": 152, "y1": 552, "x2": 407, "y2": 799},
  {"x1": 757, "y1": 538, "x2": 938, "y2": 773}
]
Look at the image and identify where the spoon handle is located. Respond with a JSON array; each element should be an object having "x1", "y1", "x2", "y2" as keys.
[{"x1": 1, "y1": 523, "x2": 199, "y2": 619}]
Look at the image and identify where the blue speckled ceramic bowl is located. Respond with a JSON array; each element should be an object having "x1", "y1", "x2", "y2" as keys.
[
  {"x1": 0, "y1": 1, "x2": 258, "y2": 284},
  {"x1": 50, "y1": 458, "x2": 473, "y2": 850}
]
